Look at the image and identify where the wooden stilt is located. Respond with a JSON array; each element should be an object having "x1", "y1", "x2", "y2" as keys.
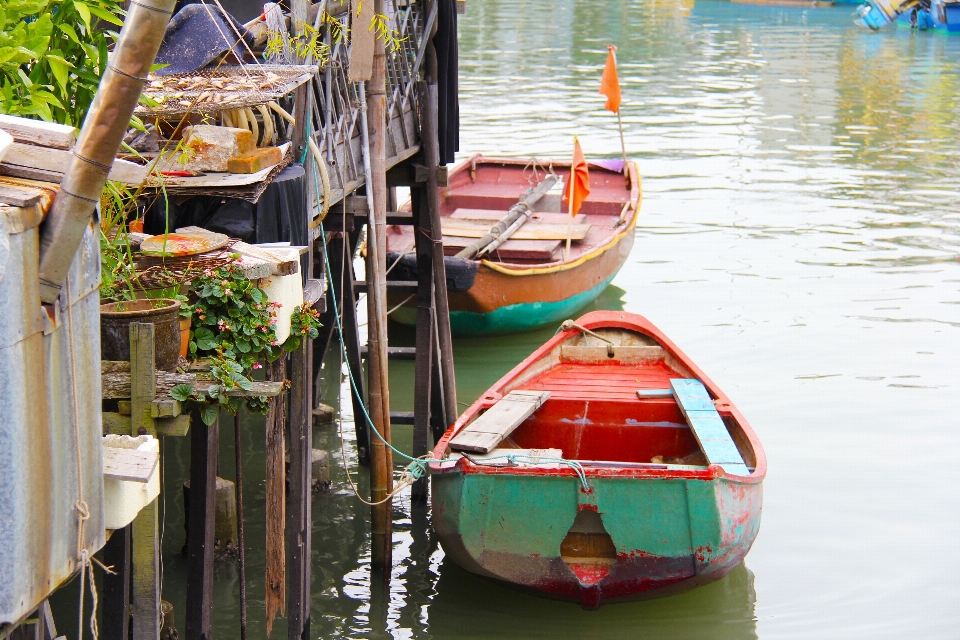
[
  {"x1": 264, "y1": 358, "x2": 286, "y2": 635},
  {"x1": 411, "y1": 185, "x2": 436, "y2": 503},
  {"x1": 101, "y1": 525, "x2": 131, "y2": 640},
  {"x1": 366, "y1": 0, "x2": 394, "y2": 576},
  {"x1": 416, "y1": 79, "x2": 458, "y2": 428},
  {"x1": 131, "y1": 498, "x2": 160, "y2": 640},
  {"x1": 288, "y1": 341, "x2": 313, "y2": 640},
  {"x1": 233, "y1": 412, "x2": 248, "y2": 640},
  {"x1": 321, "y1": 222, "x2": 370, "y2": 463},
  {"x1": 186, "y1": 412, "x2": 218, "y2": 640}
]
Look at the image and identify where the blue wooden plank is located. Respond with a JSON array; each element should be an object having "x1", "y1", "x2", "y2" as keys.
[
  {"x1": 636, "y1": 389, "x2": 673, "y2": 398},
  {"x1": 670, "y1": 379, "x2": 748, "y2": 474}
]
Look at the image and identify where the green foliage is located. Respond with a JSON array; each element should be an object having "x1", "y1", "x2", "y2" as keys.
[
  {"x1": 98, "y1": 180, "x2": 138, "y2": 303},
  {"x1": 283, "y1": 304, "x2": 322, "y2": 352},
  {"x1": 0, "y1": 0, "x2": 124, "y2": 124}
]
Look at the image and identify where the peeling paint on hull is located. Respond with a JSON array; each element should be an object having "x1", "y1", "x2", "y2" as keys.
[{"x1": 429, "y1": 311, "x2": 766, "y2": 608}]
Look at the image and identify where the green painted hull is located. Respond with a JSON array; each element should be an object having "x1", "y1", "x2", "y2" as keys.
[
  {"x1": 431, "y1": 469, "x2": 762, "y2": 607},
  {"x1": 392, "y1": 275, "x2": 616, "y2": 336}
]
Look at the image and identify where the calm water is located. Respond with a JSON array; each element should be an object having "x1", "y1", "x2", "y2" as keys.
[{"x1": 157, "y1": 1, "x2": 960, "y2": 638}]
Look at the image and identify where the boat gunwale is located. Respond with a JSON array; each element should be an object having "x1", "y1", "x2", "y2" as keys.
[
  {"x1": 443, "y1": 155, "x2": 642, "y2": 275},
  {"x1": 430, "y1": 310, "x2": 767, "y2": 484}
]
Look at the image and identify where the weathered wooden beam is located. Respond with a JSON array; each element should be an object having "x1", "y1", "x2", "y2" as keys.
[
  {"x1": 264, "y1": 359, "x2": 286, "y2": 636},
  {"x1": 384, "y1": 161, "x2": 448, "y2": 187},
  {"x1": 131, "y1": 498, "x2": 160, "y2": 640},
  {"x1": 0, "y1": 114, "x2": 76, "y2": 149},
  {"x1": 101, "y1": 526, "x2": 131, "y2": 640},
  {"x1": 130, "y1": 323, "x2": 157, "y2": 437},
  {"x1": 417, "y1": 80, "x2": 458, "y2": 428},
  {"x1": 287, "y1": 341, "x2": 312, "y2": 640},
  {"x1": 185, "y1": 413, "x2": 218, "y2": 640},
  {"x1": 411, "y1": 186, "x2": 435, "y2": 502}
]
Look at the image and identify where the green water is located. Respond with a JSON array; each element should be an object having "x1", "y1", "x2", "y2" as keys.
[{"x1": 155, "y1": 1, "x2": 960, "y2": 638}]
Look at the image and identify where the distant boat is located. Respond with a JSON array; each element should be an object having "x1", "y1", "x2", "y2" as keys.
[
  {"x1": 430, "y1": 311, "x2": 766, "y2": 608},
  {"x1": 386, "y1": 156, "x2": 641, "y2": 336}
]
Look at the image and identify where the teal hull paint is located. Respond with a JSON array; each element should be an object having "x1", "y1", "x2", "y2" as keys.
[
  {"x1": 431, "y1": 469, "x2": 762, "y2": 605},
  {"x1": 393, "y1": 275, "x2": 617, "y2": 336}
]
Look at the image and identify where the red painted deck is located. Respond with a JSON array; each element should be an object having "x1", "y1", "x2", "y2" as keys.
[{"x1": 522, "y1": 361, "x2": 679, "y2": 402}]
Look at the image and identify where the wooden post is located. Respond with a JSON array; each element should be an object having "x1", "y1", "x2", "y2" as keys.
[
  {"x1": 411, "y1": 186, "x2": 435, "y2": 502},
  {"x1": 128, "y1": 323, "x2": 160, "y2": 640},
  {"x1": 233, "y1": 412, "x2": 248, "y2": 640},
  {"x1": 288, "y1": 341, "x2": 313, "y2": 640},
  {"x1": 101, "y1": 525, "x2": 131, "y2": 640},
  {"x1": 366, "y1": 0, "x2": 394, "y2": 576},
  {"x1": 264, "y1": 358, "x2": 286, "y2": 636},
  {"x1": 131, "y1": 499, "x2": 160, "y2": 640},
  {"x1": 186, "y1": 411, "x2": 218, "y2": 640},
  {"x1": 130, "y1": 322, "x2": 156, "y2": 437},
  {"x1": 321, "y1": 223, "x2": 370, "y2": 463},
  {"x1": 416, "y1": 79, "x2": 458, "y2": 428}
]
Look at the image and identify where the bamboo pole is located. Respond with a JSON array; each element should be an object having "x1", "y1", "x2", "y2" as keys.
[{"x1": 364, "y1": 0, "x2": 394, "y2": 574}]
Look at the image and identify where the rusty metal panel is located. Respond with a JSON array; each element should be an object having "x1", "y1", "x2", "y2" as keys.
[{"x1": 0, "y1": 221, "x2": 104, "y2": 626}]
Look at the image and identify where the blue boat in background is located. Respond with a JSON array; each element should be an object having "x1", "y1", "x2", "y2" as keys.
[{"x1": 855, "y1": 0, "x2": 960, "y2": 31}]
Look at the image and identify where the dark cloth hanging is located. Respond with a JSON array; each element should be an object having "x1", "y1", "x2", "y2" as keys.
[
  {"x1": 433, "y1": 0, "x2": 459, "y2": 165},
  {"x1": 144, "y1": 164, "x2": 308, "y2": 247}
]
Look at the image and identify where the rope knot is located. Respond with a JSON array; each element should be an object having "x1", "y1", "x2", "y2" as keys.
[{"x1": 76, "y1": 499, "x2": 90, "y2": 521}]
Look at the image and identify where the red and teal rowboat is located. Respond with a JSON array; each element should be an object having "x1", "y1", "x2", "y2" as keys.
[
  {"x1": 386, "y1": 156, "x2": 641, "y2": 336},
  {"x1": 429, "y1": 311, "x2": 766, "y2": 608}
]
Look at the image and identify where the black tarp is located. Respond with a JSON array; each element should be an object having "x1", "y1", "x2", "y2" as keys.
[
  {"x1": 433, "y1": 0, "x2": 459, "y2": 165},
  {"x1": 144, "y1": 164, "x2": 308, "y2": 247}
]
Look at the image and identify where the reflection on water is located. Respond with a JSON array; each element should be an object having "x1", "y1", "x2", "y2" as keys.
[{"x1": 156, "y1": 0, "x2": 960, "y2": 638}]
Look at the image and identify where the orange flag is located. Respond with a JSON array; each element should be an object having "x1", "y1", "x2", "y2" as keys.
[
  {"x1": 599, "y1": 44, "x2": 621, "y2": 114},
  {"x1": 563, "y1": 137, "x2": 590, "y2": 217}
]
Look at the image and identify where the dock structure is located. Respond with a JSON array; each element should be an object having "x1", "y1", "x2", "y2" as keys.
[{"x1": 0, "y1": 0, "x2": 459, "y2": 637}]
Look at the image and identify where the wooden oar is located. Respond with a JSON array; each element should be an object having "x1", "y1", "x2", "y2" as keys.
[{"x1": 455, "y1": 174, "x2": 559, "y2": 260}]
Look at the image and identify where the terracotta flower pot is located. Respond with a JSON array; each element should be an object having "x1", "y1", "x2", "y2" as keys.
[
  {"x1": 101, "y1": 299, "x2": 182, "y2": 371},
  {"x1": 179, "y1": 316, "x2": 191, "y2": 359}
]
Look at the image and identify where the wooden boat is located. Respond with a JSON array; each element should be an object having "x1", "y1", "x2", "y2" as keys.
[
  {"x1": 429, "y1": 310, "x2": 765, "y2": 608},
  {"x1": 386, "y1": 156, "x2": 641, "y2": 336}
]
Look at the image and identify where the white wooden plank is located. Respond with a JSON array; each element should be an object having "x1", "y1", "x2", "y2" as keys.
[
  {"x1": 7, "y1": 142, "x2": 146, "y2": 184},
  {"x1": 440, "y1": 218, "x2": 591, "y2": 241},
  {"x1": 102, "y1": 447, "x2": 159, "y2": 483},
  {"x1": 560, "y1": 345, "x2": 665, "y2": 364},
  {"x1": 450, "y1": 390, "x2": 551, "y2": 454},
  {"x1": 0, "y1": 114, "x2": 77, "y2": 149}
]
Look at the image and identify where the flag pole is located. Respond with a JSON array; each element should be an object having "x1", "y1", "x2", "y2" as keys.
[
  {"x1": 565, "y1": 160, "x2": 574, "y2": 262},
  {"x1": 616, "y1": 108, "x2": 628, "y2": 184}
]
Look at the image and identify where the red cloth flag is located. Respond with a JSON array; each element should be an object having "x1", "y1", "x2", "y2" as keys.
[
  {"x1": 562, "y1": 137, "x2": 590, "y2": 217},
  {"x1": 599, "y1": 44, "x2": 621, "y2": 114}
]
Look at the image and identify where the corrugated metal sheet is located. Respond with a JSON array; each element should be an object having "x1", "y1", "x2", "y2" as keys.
[{"x1": 0, "y1": 208, "x2": 104, "y2": 626}]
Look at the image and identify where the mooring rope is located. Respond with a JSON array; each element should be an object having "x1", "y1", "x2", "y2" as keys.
[{"x1": 318, "y1": 220, "x2": 593, "y2": 496}]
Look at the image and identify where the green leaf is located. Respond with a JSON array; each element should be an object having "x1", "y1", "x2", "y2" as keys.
[
  {"x1": 74, "y1": 1, "x2": 92, "y2": 30},
  {"x1": 200, "y1": 403, "x2": 219, "y2": 426},
  {"x1": 46, "y1": 57, "x2": 70, "y2": 95},
  {"x1": 170, "y1": 384, "x2": 194, "y2": 401},
  {"x1": 87, "y1": 4, "x2": 123, "y2": 25},
  {"x1": 57, "y1": 22, "x2": 81, "y2": 45}
]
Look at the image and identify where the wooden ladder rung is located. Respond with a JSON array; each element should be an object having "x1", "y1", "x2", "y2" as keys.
[
  {"x1": 353, "y1": 280, "x2": 418, "y2": 295},
  {"x1": 360, "y1": 346, "x2": 417, "y2": 360},
  {"x1": 390, "y1": 411, "x2": 415, "y2": 425}
]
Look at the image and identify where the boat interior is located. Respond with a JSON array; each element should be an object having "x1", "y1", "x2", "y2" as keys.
[
  {"x1": 455, "y1": 327, "x2": 756, "y2": 472},
  {"x1": 385, "y1": 157, "x2": 635, "y2": 266}
]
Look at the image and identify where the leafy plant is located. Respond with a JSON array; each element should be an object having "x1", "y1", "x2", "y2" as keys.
[
  {"x1": 283, "y1": 304, "x2": 322, "y2": 352},
  {"x1": 0, "y1": 0, "x2": 125, "y2": 125}
]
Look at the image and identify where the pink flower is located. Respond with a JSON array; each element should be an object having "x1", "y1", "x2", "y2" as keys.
[{"x1": 253, "y1": 362, "x2": 262, "y2": 370}]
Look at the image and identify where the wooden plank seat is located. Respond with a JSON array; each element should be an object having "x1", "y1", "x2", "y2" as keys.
[
  {"x1": 450, "y1": 390, "x2": 551, "y2": 453},
  {"x1": 452, "y1": 208, "x2": 587, "y2": 225},
  {"x1": 441, "y1": 236, "x2": 561, "y2": 261},
  {"x1": 670, "y1": 379, "x2": 750, "y2": 475},
  {"x1": 440, "y1": 217, "x2": 591, "y2": 241}
]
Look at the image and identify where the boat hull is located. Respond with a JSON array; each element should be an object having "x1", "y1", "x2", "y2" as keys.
[
  {"x1": 391, "y1": 227, "x2": 633, "y2": 336},
  {"x1": 388, "y1": 157, "x2": 642, "y2": 336},
  {"x1": 432, "y1": 467, "x2": 762, "y2": 607}
]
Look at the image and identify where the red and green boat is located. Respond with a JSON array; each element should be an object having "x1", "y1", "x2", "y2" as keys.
[
  {"x1": 386, "y1": 156, "x2": 641, "y2": 336},
  {"x1": 429, "y1": 311, "x2": 765, "y2": 608}
]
